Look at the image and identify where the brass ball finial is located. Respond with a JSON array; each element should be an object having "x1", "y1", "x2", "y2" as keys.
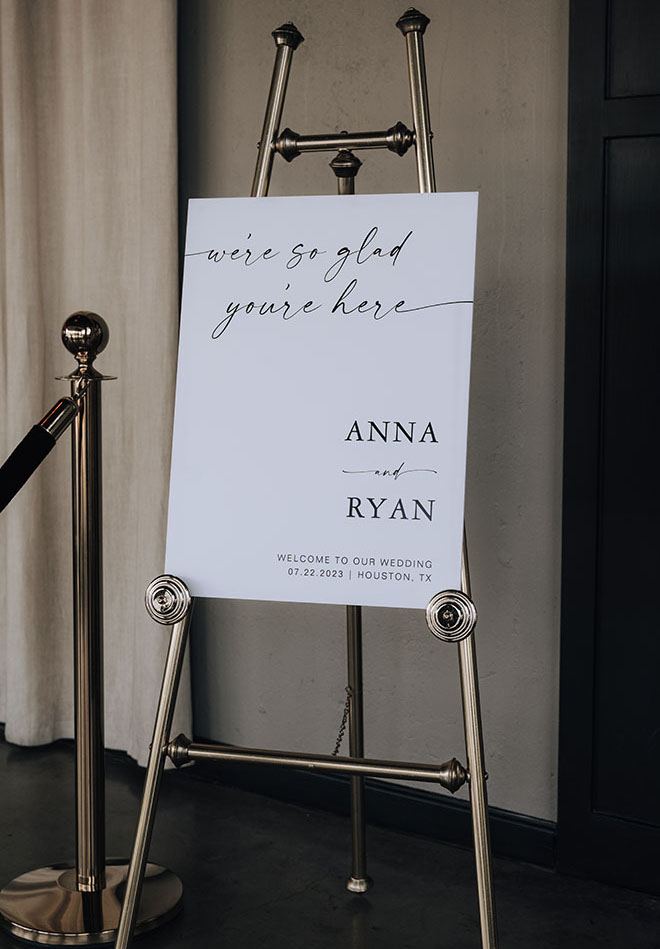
[{"x1": 61, "y1": 312, "x2": 109, "y2": 367}]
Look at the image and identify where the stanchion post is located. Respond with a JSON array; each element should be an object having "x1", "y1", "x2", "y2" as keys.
[
  {"x1": 0, "y1": 316, "x2": 183, "y2": 944},
  {"x1": 63, "y1": 315, "x2": 109, "y2": 892}
]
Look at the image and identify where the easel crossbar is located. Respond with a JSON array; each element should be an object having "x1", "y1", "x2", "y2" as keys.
[
  {"x1": 168, "y1": 736, "x2": 467, "y2": 793},
  {"x1": 274, "y1": 121, "x2": 414, "y2": 161}
]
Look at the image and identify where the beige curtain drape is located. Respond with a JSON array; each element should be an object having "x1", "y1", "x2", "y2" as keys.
[{"x1": 0, "y1": 0, "x2": 190, "y2": 764}]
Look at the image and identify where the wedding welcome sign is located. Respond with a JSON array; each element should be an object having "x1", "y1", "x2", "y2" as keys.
[{"x1": 165, "y1": 192, "x2": 478, "y2": 609}]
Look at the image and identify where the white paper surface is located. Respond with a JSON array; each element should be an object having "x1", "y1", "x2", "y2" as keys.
[{"x1": 165, "y1": 192, "x2": 478, "y2": 609}]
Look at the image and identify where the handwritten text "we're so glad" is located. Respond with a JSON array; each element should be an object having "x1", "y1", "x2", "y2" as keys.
[{"x1": 184, "y1": 226, "x2": 472, "y2": 340}]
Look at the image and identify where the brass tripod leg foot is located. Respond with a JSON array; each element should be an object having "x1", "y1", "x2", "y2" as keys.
[{"x1": 346, "y1": 875, "x2": 372, "y2": 894}]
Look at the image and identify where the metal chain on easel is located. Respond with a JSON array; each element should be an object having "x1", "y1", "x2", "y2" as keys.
[{"x1": 332, "y1": 686, "x2": 353, "y2": 756}]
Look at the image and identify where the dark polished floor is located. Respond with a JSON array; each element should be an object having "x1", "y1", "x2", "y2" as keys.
[{"x1": 0, "y1": 737, "x2": 659, "y2": 948}]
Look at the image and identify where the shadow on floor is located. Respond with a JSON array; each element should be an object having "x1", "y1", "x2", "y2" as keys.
[{"x1": 0, "y1": 738, "x2": 658, "y2": 948}]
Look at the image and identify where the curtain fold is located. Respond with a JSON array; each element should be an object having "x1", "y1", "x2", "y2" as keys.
[{"x1": 0, "y1": 0, "x2": 191, "y2": 764}]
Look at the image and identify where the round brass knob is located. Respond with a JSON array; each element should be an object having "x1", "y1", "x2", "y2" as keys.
[
  {"x1": 145, "y1": 575, "x2": 192, "y2": 626},
  {"x1": 425, "y1": 590, "x2": 477, "y2": 643}
]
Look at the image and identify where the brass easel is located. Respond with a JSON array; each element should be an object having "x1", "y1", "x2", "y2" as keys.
[{"x1": 115, "y1": 10, "x2": 497, "y2": 948}]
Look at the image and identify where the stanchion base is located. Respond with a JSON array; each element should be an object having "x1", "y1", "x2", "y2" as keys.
[
  {"x1": 346, "y1": 876, "x2": 371, "y2": 894},
  {"x1": 0, "y1": 859, "x2": 182, "y2": 945}
]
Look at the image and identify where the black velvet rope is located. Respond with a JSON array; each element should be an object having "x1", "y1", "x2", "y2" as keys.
[{"x1": 0, "y1": 426, "x2": 56, "y2": 513}]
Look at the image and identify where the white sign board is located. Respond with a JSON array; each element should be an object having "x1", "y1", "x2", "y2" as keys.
[{"x1": 165, "y1": 192, "x2": 478, "y2": 609}]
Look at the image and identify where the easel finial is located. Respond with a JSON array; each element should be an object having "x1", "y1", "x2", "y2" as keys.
[
  {"x1": 272, "y1": 22, "x2": 304, "y2": 49},
  {"x1": 396, "y1": 8, "x2": 430, "y2": 36}
]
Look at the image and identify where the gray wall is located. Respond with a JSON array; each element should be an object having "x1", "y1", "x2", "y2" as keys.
[{"x1": 179, "y1": 0, "x2": 568, "y2": 822}]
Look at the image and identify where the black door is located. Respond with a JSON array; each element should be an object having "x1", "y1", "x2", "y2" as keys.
[{"x1": 559, "y1": 0, "x2": 660, "y2": 894}]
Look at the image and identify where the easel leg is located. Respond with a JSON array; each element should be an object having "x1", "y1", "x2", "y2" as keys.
[
  {"x1": 331, "y1": 148, "x2": 370, "y2": 895},
  {"x1": 399, "y1": 9, "x2": 498, "y2": 944},
  {"x1": 427, "y1": 582, "x2": 498, "y2": 949},
  {"x1": 115, "y1": 578, "x2": 193, "y2": 949},
  {"x1": 458, "y1": 633, "x2": 498, "y2": 948},
  {"x1": 460, "y1": 545, "x2": 498, "y2": 949},
  {"x1": 251, "y1": 23, "x2": 303, "y2": 197},
  {"x1": 346, "y1": 605, "x2": 369, "y2": 892}
]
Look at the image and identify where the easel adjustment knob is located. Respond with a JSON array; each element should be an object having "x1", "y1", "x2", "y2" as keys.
[
  {"x1": 426, "y1": 590, "x2": 477, "y2": 643},
  {"x1": 145, "y1": 575, "x2": 192, "y2": 626}
]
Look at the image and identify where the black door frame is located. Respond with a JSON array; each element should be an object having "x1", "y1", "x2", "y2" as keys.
[{"x1": 558, "y1": 0, "x2": 660, "y2": 893}]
